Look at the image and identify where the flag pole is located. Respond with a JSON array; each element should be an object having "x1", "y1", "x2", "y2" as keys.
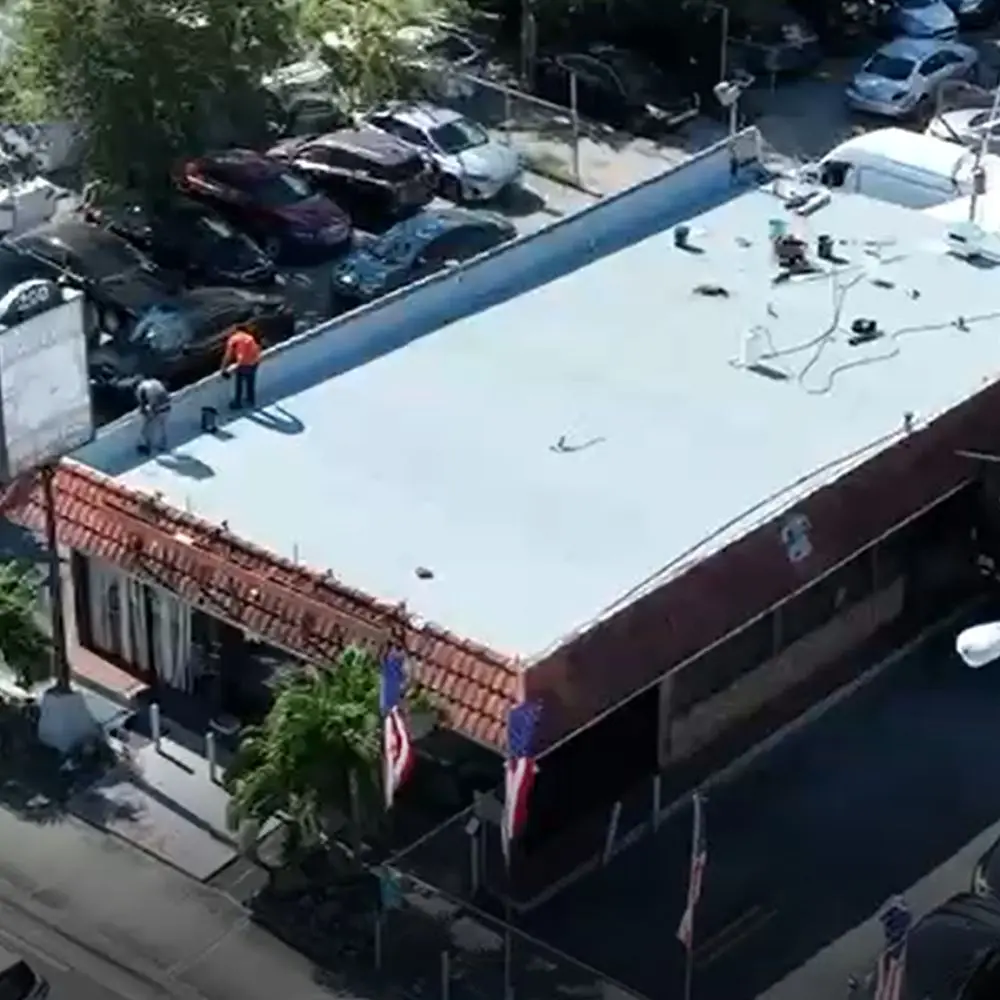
[
  {"x1": 503, "y1": 850, "x2": 513, "y2": 1000},
  {"x1": 683, "y1": 938, "x2": 694, "y2": 1000}
]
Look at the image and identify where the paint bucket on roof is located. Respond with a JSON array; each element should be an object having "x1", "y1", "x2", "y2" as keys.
[{"x1": 768, "y1": 218, "x2": 787, "y2": 241}]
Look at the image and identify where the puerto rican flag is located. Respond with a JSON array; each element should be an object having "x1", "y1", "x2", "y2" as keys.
[
  {"x1": 380, "y1": 651, "x2": 415, "y2": 811},
  {"x1": 502, "y1": 701, "x2": 542, "y2": 864}
]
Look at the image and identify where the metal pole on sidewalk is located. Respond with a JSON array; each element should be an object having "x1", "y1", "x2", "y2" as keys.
[
  {"x1": 440, "y1": 949, "x2": 451, "y2": 1000},
  {"x1": 503, "y1": 852, "x2": 514, "y2": 1000},
  {"x1": 40, "y1": 464, "x2": 70, "y2": 691},
  {"x1": 570, "y1": 72, "x2": 580, "y2": 187},
  {"x1": 373, "y1": 906, "x2": 383, "y2": 972},
  {"x1": 683, "y1": 943, "x2": 695, "y2": 1000}
]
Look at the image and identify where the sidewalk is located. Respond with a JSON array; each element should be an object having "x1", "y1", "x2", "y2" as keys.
[
  {"x1": 760, "y1": 818, "x2": 1000, "y2": 1000},
  {"x1": 0, "y1": 806, "x2": 345, "y2": 1000}
]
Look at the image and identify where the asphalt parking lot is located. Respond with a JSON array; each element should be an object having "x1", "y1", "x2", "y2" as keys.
[{"x1": 520, "y1": 603, "x2": 1000, "y2": 1000}]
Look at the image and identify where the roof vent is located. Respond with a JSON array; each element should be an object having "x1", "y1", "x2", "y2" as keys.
[{"x1": 947, "y1": 221, "x2": 1000, "y2": 265}]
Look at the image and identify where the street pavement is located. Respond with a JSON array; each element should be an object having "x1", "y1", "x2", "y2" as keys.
[
  {"x1": 0, "y1": 806, "x2": 346, "y2": 1000},
  {"x1": 521, "y1": 607, "x2": 1000, "y2": 1000}
]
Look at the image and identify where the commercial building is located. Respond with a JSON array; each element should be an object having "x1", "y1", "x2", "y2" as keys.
[{"x1": 3, "y1": 128, "x2": 997, "y2": 897}]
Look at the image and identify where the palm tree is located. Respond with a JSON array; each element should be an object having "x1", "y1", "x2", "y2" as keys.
[
  {"x1": 0, "y1": 560, "x2": 51, "y2": 690},
  {"x1": 226, "y1": 645, "x2": 433, "y2": 858}
]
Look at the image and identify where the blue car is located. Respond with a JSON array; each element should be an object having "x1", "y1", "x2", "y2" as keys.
[{"x1": 330, "y1": 207, "x2": 516, "y2": 311}]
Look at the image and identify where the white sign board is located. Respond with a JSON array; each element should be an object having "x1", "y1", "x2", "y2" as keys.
[{"x1": 0, "y1": 283, "x2": 93, "y2": 478}]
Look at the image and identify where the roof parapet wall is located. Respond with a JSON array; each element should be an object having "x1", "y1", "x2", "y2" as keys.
[{"x1": 78, "y1": 128, "x2": 763, "y2": 478}]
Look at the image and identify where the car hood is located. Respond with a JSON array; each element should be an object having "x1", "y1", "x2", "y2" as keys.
[
  {"x1": 438, "y1": 141, "x2": 519, "y2": 181},
  {"x1": 272, "y1": 194, "x2": 349, "y2": 234},
  {"x1": 99, "y1": 269, "x2": 177, "y2": 316},
  {"x1": 898, "y1": 4, "x2": 957, "y2": 32},
  {"x1": 330, "y1": 248, "x2": 396, "y2": 300},
  {"x1": 204, "y1": 235, "x2": 274, "y2": 279},
  {"x1": 850, "y1": 69, "x2": 913, "y2": 102}
]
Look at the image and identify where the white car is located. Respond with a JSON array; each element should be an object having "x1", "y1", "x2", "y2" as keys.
[
  {"x1": 846, "y1": 37, "x2": 978, "y2": 119},
  {"x1": 927, "y1": 107, "x2": 1000, "y2": 153},
  {"x1": 363, "y1": 103, "x2": 521, "y2": 203}
]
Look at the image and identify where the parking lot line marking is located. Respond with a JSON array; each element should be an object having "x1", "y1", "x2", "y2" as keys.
[
  {"x1": 695, "y1": 905, "x2": 777, "y2": 969},
  {"x1": 0, "y1": 926, "x2": 70, "y2": 972}
]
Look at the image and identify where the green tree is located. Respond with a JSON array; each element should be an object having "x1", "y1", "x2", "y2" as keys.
[
  {"x1": 0, "y1": 561, "x2": 51, "y2": 689},
  {"x1": 298, "y1": 0, "x2": 468, "y2": 109},
  {"x1": 5, "y1": 0, "x2": 294, "y2": 204},
  {"x1": 226, "y1": 645, "x2": 434, "y2": 857}
]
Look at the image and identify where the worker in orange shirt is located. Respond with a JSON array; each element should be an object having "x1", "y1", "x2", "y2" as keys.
[{"x1": 220, "y1": 324, "x2": 262, "y2": 410}]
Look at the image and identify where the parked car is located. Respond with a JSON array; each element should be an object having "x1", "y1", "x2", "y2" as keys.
[
  {"x1": 176, "y1": 149, "x2": 352, "y2": 262},
  {"x1": 330, "y1": 207, "x2": 516, "y2": 311},
  {"x1": 10, "y1": 219, "x2": 184, "y2": 336},
  {"x1": 973, "y1": 834, "x2": 1000, "y2": 898},
  {"x1": 94, "y1": 198, "x2": 278, "y2": 288},
  {"x1": 362, "y1": 103, "x2": 521, "y2": 204},
  {"x1": 846, "y1": 37, "x2": 977, "y2": 119},
  {"x1": 927, "y1": 108, "x2": 1000, "y2": 152},
  {"x1": 888, "y1": 0, "x2": 959, "y2": 37},
  {"x1": 853, "y1": 894, "x2": 1000, "y2": 1000},
  {"x1": 260, "y1": 58, "x2": 353, "y2": 139},
  {"x1": 534, "y1": 44, "x2": 700, "y2": 135},
  {"x1": 943, "y1": 0, "x2": 998, "y2": 27},
  {"x1": 90, "y1": 285, "x2": 294, "y2": 400},
  {"x1": 268, "y1": 128, "x2": 436, "y2": 229},
  {"x1": 0, "y1": 946, "x2": 47, "y2": 1000}
]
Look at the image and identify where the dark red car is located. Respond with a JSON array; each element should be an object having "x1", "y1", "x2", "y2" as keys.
[{"x1": 176, "y1": 149, "x2": 351, "y2": 262}]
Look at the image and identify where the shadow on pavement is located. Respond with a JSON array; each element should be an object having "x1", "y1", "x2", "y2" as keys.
[{"x1": 526, "y1": 609, "x2": 1000, "y2": 1000}]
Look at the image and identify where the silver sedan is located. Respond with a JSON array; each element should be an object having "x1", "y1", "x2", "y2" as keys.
[{"x1": 846, "y1": 37, "x2": 978, "y2": 119}]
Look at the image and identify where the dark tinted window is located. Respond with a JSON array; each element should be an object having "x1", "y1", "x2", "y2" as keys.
[
  {"x1": 53, "y1": 232, "x2": 147, "y2": 281},
  {"x1": 242, "y1": 168, "x2": 313, "y2": 206},
  {"x1": 426, "y1": 225, "x2": 504, "y2": 262},
  {"x1": 297, "y1": 144, "x2": 349, "y2": 168},
  {"x1": 0, "y1": 960, "x2": 38, "y2": 1000},
  {"x1": 864, "y1": 53, "x2": 915, "y2": 80}
]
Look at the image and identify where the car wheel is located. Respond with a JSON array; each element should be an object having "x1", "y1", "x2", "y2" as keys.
[{"x1": 439, "y1": 174, "x2": 464, "y2": 204}]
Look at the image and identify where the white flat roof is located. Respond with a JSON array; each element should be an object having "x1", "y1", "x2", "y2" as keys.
[{"x1": 107, "y1": 185, "x2": 1000, "y2": 658}]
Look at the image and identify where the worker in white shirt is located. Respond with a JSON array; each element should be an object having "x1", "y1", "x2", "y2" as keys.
[{"x1": 135, "y1": 376, "x2": 171, "y2": 455}]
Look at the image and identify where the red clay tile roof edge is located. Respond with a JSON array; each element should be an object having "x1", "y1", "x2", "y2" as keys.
[{"x1": 0, "y1": 461, "x2": 519, "y2": 749}]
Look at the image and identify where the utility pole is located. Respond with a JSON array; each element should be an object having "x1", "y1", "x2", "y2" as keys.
[
  {"x1": 39, "y1": 463, "x2": 70, "y2": 692},
  {"x1": 969, "y1": 83, "x2": 1000, "y2": 222}
]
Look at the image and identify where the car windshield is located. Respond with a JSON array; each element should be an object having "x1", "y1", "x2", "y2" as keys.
[
  {"x1": 863, "y1": 53, "x2": 915, "y2": 80},
  {"x1": 66, "y1": 234, "x2": 149, "y2": 280},
  {"x1": 428, "y1": 117, "x2": 488, "y2": 154},
  {"x1": 249, "y1": 169, "x2": 313, "y2": 206},
  {"x1": 368, "y1": 218, "x2": 442, "y2": 264}
]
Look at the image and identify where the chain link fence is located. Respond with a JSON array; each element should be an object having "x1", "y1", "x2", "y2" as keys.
[{"x1": 412, "y1": 66, "x2": 587, "y2": 189}]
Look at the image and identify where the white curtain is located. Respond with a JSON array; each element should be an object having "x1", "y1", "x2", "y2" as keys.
[
  {"x1": 124, "y1": 577, "x2": 152, "y2": 675},
  {"x1": 152, "y1": 588, "x2": 195, "y2": 692},
  {"x1": 87, "y1": 558, "x2": 123, "y2": 658}
]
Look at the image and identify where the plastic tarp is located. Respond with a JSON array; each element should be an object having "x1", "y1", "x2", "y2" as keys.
[{"x1": 956, "y1": 622, "x2": 1000, "y2": 669}]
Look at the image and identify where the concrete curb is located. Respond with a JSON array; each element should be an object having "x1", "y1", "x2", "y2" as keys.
[{"x1": 515, "y1": 601, "x2": 979, "y2": 912}]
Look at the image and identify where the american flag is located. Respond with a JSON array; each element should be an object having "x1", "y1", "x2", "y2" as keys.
[
  {"x1": 502, "y1": 701, "x2": 542, "y2": 865},
  {"x1": 874, "y1": 897, "x2": 911, "y2": 1000},
  {"x1": 380, "y1": 651, "x2": 415, "y2": 811},
  {"x1": 677, "y1": 791, "x2": 707, "y2": 949}
]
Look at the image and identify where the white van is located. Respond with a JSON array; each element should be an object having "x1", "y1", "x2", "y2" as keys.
[{"x1": 809, "y1": 128, "x2": 1000, "y2": 210}]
